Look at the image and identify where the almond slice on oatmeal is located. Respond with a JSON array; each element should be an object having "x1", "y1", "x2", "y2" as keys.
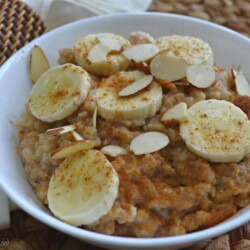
[
  {"x1": 87, "y1": 43, "x2": 111, "y2": 63},
  {"x1": 130, "y1": 132, "x2": 169, "y2": 155},
  {"x1": 101, "y1": 145, "x2": 126, "y2": 157},
  {"x1": 122, "y1": 44, "x2": 160, "y2": 62},
  {"x1": 71, "y1": 131, "x2": 84, "y2": 141},
  {"x1": 87, "y1": 37, "x2": 122, "y2": 63},
  {"x1": 186, "y1": 64, "x2": 215, "y2": 88},
  {"x1": 154, "y1": 78, "x2": 177, "y2": 90},
  {"x1": 119, "y1": 75, "x2": 153, "y2": 97},
  {"x1": 160, "y1": 102, "x2": 188, "y2": 125},
  {"x1": 97, "y1": 36, "x2": 122, "y2": 51},
  {"x1": 129, "y1": 31, "x2": 155, "y2": 45},
  {"x1": 231, "y1": 68, "x2": 238, "y2": 79},
  {"x1": 29, "y1": 45, "x2": 50, "y2": 84},
  {"x1": 235, "y1": 72, "x2": 250, "y2": 96},
  {"x1": 173, "y1": 79, "x2": 190, "y2": 86},
  {"x1": 92, "y1": 107, "x2": 98, "y2": 128},
  {"x1": 150, "y1": 54, "x2": 189, "y2": 82},
  {"x1": 46, "y1": 124, "x2": 76, "y2": 135},
  {"x1": 50, "y1": 140, "x2": 97, "y2": 160},
  {"x1": 129, "y1": 60, "x2": 151, "y2": 75}
]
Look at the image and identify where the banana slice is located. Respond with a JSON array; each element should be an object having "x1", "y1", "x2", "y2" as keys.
[
  {"x1": 94, "y1": 70, "x2": 162, "y2": 121},
  {"x1": 47, "y1": 150, "x2": 119, "y2": 226},
  {"x1": 29, "y1": 63, "x2": 91, "y2": 122},
  {"x1": 74, "y1": 33, "x2": 130, "y2": 76},
  {"x1": 180, "y1": 100, "x2": 250, "y2": 163},
  {"x1": 156, "y1": 35, "x2": 213, "y2": 65}
]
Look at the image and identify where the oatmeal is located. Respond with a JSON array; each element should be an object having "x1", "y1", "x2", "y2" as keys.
[{"x1": 17, "y1": 32, "x2": 250, "y2": 237}]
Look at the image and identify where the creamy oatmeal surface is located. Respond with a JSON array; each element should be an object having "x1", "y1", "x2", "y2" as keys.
[{"x1": 17, "y1": 32, "x2": 250, "y2": 237}]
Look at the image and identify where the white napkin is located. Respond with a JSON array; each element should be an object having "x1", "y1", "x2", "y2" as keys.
[
  {"x1": 0, "y1": 0, "x2": 152, "y2": 230},
  {"x1": 22, "y1": 0, "x2": 152, "y2": 30}
]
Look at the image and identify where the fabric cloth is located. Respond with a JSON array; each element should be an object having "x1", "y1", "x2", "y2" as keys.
[{"x1": 21, "y1": 0, "x2": 152, "y2": 30}]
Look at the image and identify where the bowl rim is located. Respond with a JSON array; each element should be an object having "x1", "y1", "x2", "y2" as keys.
[{"x1": 1, "y1": 12, "x2": 250, "y2": 247}]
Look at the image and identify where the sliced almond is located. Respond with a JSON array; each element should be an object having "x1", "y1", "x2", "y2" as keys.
[
  {"x1": 101, "y1": 145, "x2": 126, "y2": 157},
  {"x1": 50, "y1": 140, "x2": 96, "y2": 160},
  {"x1": 154, "y1": 78, "x2": 177, "y2": 90},
  {"x1": 129, "y1": 60, "x2": 151, "y2": 75},
  {"x1": 231, "y1": 68, "x2": 238, "y2": 79},
  {"x1": 119, "y1": 75, "x2": 153, "y2": 96},
  {"x1": 92, "y1": 107, "x2": 98, "y2": 128},
  {"x1": 122, "y1": 44, "x2": 160, "y2": 62},
  {"x1": 174, "y1": 79, "x2": 190, "y2": 86},
  {"x1": 186, "y1": 64, "x2": 215, "y2": 88},
  {"x1": 97, "y1": 36, "x2": 122, "y2": 51},
  {"x1": 214, "y1": 64, "x2": 225, "y2": 73},
  {"x1": 160, "y1": 102, "x2": 188, "y2": 125},
  {"x1": 29, "y1": 45, "x2": 50, "y2": 84},
  {"x1": 71, "y1": 130, "x2": 84, "y2": 141},
  {"x1": 130, "y1": 132, "x2": 169, "y2": 155},
  {"x1": 235, "y1": 72, "x2": 250, "y2": 96},
  {"x1": 150, "y1": 54, "x2": 189, "y2": 82},
  {"x1": 129, "y1": 31, "x2": 155, "y2": 45},
  {"x1": 46, "y1": 124, "x2": 76, "y2": 136},
  {"x1": 87, "y1": 36, "x2": 122, "y2": 64},
  {"x1": 87, "y1": 43, "x2": 110, "y2": 63}
]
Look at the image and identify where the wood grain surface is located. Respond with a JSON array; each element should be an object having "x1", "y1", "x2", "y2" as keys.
[{"x1": 0, "y1": 0, "x2": 250, "y2": 249}]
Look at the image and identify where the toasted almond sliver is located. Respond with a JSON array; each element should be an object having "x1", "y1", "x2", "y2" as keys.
[
  {"x1": 174, "y1": 79, "x2": 190, "y2": 86},
  {"x1": 154, "y1": 78, "x2": 177, "y2": 90},
  {"x1": 71, "y1": 131, "x2": 84, "y2": 141},
  {"x1": 235, "y1": 72, "x2": 250, "y2": 96},
  {"x1": 231, "y1": 68, "x2": 238, "y2": 79},
  {"x1": 50, "y1": 140, "x2": 97, "y2": 160},
  {"x1": 119, "y1": 75, "x2": 153, "y2": 96},
  {"x1": 101, "y1": 145, "x2": 126, "y2": 157},
  {"x1": 122, "y1": 44, "x2": 160, "y2": 62},
  {"x1": 160, "y1": 102, "x2": 188, "y2": 125},
  {"x1": 46, "y1": 124, "x2": 76, "y2": 136},
  {"x1": 92, "y1": 107, "x2": 98, "y2": 128},
  {"x1": 130, "y1": 132, "x2": 169, "y2": 155},
  {"x1": 129, "y1": 60, "x2": 151, "y2": 75},
  {"x1": 186, "y1": 64, "x2": 215, "y2": 88},
  {"x1": 29, "y1": 45, "x2": 50, "y2": 84},
  {"x1": 150, "y1": 54, "x2": 188, "y2": 82},
  {"x1": 88, "y1": 36, "x2": 122, "y2": 64},
  {"x1": 97, "y1": 36, "x2": 122, "y2": 51},
  {"x1": 129, "y1": 31, "x2": 155, "y2": 45},
  {"x1": 87, "y1": 43, "x2": 111, "y2": 63}
]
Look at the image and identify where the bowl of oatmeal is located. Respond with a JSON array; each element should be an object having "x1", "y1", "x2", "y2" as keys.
[{"x1": 0, "y1": 13, "x2": 250, "y2": 250}]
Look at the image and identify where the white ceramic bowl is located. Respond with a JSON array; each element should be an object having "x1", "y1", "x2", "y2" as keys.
[{"x1": 0, "y1": 13, "x2": 250, "y2": 250}]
